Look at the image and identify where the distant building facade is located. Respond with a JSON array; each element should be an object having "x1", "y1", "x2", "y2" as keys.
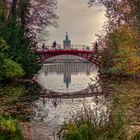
[{"x1": 63, "y1": 32, "x2": 71, "y2": 49}]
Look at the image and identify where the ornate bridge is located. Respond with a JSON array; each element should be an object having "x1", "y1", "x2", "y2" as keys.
[{"x1": 35, "y1": 49, "x2": 101, "y2": 66}]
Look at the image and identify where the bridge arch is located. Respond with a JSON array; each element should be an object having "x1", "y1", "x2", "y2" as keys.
[
  {"x1": 44, "y1": 54, "x2": 89, "y2": 62},
  {"x1": 35, "y1": 50, "x2": 100, "y2": 66}
]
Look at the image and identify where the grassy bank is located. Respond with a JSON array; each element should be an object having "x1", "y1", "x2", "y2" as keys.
[{"x1": 58, "y1": 106, "x2": 140, "y2": 140}]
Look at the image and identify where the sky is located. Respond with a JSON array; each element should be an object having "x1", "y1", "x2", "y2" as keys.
[{"x1": 45, "y1": 0, "x2": 106, "y2": 46}]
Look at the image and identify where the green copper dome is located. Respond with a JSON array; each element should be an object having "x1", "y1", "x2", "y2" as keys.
[{"x1": 63, "y1": 32, "x2": 71, "y2": 49}]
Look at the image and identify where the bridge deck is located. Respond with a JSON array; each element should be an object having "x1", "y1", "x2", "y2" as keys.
[
  {"x1": 35, "y1": 49, "x2": 99, "y2": 54},
  {"x1": 35, "y1": 49, "x2": 101, "y2": 66}
]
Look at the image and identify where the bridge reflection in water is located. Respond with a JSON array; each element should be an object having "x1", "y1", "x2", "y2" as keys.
[
  {"x1": 37, "y1": 62, "x2": 99, "y2": 92},
  {"x1": 34, "y1": 62, "x2": 108, "y2": 139},
  {"x1": 45, "y1": 54, "x2": 88, "y2": 62}
]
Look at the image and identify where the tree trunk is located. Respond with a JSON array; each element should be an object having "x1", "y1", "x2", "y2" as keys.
[{"x1": 10, "y1": 0, "x2": 18, "y2": 20}]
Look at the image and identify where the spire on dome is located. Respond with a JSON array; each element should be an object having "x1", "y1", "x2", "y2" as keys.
[{"x1": 65, "y1": 32, "x2": 69, "y2": 40}]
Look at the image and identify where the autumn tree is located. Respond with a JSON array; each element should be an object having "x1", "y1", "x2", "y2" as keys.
[
  {"x1": 0, "y1": 0, "x2": 58, "y2": 78},
  {"x1": 4, "y1": 0, "x2": 58, "y2": 37},
  {"x1": 100, "y1": 26, "x2": 140, "y2": 75},
  {"x1": 89, "y1": 0, "x2": 140, "y2": 76}
]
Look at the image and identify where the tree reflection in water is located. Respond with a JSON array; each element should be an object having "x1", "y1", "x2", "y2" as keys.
[{"x1": 0, "y1": 82, "x2": 41, "y2": 121}]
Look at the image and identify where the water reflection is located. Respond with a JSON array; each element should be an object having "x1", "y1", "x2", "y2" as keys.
[
  {"x1": 33, "y1": 96, "x2": 108, "y2": 127},
  {"x1": 0, "y1": 82, "x2": 41, "y2": 121},
  {"x1": 37, "y1": 62, "x2": 98, "y2": 92},
  {"x1": 33, "y1": 62, "x2": 108, "y2": 139}
]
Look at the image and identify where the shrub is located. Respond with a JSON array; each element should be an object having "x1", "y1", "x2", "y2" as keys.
[
  {"x1": 0, "y1": 59, "x2": 24, "y2": 79},
  {"x1": 58, "y1": 107, "x2": 127, "y2": 140},
  {"x1": 0, "y1": 37, "x2": 25, "y2": 80},
  {"x1": 0, "y1": 116, "x2": 23, "y2": 140}
]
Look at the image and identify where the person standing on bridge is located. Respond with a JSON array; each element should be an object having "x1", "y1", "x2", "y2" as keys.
[
  {"x1": 42, "y1": 43, "x2": 46, "y2": 51},
  {"x1": 52, "y1": 41, "x2": 57, "y2": 50},
  {"x1": 94, "y1": 41, "x2": 98, "y2": 52}
]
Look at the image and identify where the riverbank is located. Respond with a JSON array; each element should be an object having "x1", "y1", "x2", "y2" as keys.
[
  {"x1": 21, "y1": 122, "x2": 140, "y2": 140},
  {"x1": 23, "y1": 76, "x2": 140, "y2": 139},
  {"x1": 1, "y1": 75, "x2": 140, "y2": 140}
]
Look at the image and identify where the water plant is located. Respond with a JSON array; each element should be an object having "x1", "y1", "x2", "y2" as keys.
[
  {"x1": 58, "y1": 106, "x2": 127, "y2": 140},
  {"x1": 131, "y1": 131, "x2": 140, "y2": 140}
]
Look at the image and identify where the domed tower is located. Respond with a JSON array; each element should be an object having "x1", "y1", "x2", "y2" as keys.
[{"x1": 63, "y1": 32, "x2": 71, "y2": 49}]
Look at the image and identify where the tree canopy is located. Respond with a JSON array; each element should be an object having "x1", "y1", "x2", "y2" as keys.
[
  {"x1": 0, "y1": 0, "x2": 58, "y2": 80},
  {"x1": 89, "y1": 0, "x2": 140, "y2": 76}
]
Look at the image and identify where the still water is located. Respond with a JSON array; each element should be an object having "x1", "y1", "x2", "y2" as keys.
[
  {"x1": 1, "y1": 62, "x2": 140, "y2": 140},
  {"x1": 31, "y1": 62, "x2": 108, "y2": 140},
  {"x1": 37, "y1": 62, "x2": 98, "y2": 93}
]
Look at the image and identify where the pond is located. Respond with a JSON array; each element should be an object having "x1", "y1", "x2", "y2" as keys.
[{"x1": 0, "y1": 62, "x2": 140, "y2": 140}]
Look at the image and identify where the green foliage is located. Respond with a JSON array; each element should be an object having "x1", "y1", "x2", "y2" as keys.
[
  {"x1": 0, "y1": 116, "x2": 23, "y2": 140},
  {"x1": 100, "y1": 26, "x2": 140, "y2": 76},
  {"x1": 0, "y1": 37, "x2": 25, "y2": 80},
  {"x1": 59, "y1": 107, "x2": 127, "y2": 140},
  {"x1": 0, "y1": 1, "x2": 7, "y2": 21},
  {"x1": 62, "y1": 123, "x2": 91, "y2": 140},
  {"x1": 131, "y1": 132, "x2": 140, "y2": 140},
  {"x1": 110, "y1": 80, "x2": 140, "y2": 123},
  {"x1": 0, "y1": 7, "x2": 40, "y2": 79},
  {"x1": 63, "y1": 127, "x2": 82, "y2": 140},
  {"x1": 13, "y1": 48, "x2": 41, "y2": 75},
  {"x1": 0, "y1": 37, "x2": 10, "y2": 53},
  {"x1": 0, "y1": 37, "x2": 10, "y2": 65},
  {"x1": 0, "y1": 59, "x2": 24, "y2": 78},
  {"x1": 107, "y1": 112, "x2": 126, "y2": 139},
  {"x1": 2, "y1": 85, "x2": 25, "y2": 101},
  {"x1": 93, "y1": 0, "x2": 140, "y2": 77}
]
